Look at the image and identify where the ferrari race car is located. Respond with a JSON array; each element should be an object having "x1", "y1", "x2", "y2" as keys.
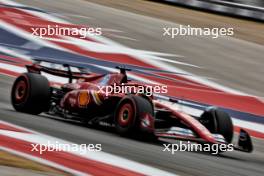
[{"x1": 11, "y1": 60, "x2": 253, "y2": 153}]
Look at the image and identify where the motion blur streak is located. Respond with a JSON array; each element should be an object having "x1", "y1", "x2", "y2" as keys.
[{"x1": 0, "y1": 0, "x2": 263, "y2": 176}]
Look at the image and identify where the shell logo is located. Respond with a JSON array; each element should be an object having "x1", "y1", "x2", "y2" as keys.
[{"x1": 78, "y1": 91, "x2": 90, "y2": 107}]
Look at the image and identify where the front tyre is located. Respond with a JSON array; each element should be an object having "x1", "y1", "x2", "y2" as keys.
[
  {"x1": 11, "y1": 73, "x2": 50, "y2": 115},
  {"x1": 200, "y1": 107, "x2": 233, "y2": 143}
]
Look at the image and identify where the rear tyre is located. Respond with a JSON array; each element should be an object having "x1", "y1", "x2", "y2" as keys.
[
  {"x1": 200, "y1": 107, "x2": 233, "y2": 143},
  {"x1": 114, "y1": 95, "x2": 154, "y2": 136},
  {"x1": 11, "y1": 73, "x2": 50, "y2": 115}
]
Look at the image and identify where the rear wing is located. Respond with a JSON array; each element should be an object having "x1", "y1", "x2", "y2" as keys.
[{"x1": 26, "y1": 60, "x2": 92, "y2": 83}]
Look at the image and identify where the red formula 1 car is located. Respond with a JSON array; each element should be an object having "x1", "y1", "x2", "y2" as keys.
[{"x1": 11, "y1": 60, "x2": 253, "y2": 153}]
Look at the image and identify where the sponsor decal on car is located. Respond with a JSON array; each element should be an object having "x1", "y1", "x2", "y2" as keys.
[{"x1": 78, "y1": 90, "x2": 90, "y2": 107}]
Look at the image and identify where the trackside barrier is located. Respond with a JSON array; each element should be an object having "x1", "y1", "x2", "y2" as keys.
[{"x1": 162, "y1": 0, "x2": 264, "y2": 21}]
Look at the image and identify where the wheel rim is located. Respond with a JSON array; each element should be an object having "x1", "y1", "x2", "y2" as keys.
[
  {"x1": 14, "y1": 80, "x2": 28, "y2": 103},
  {"x1": 118, "y1": 103, "x2": 134, "y2": 127}
]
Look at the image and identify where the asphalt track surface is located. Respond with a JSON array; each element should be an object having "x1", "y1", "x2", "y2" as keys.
[{"x1": 0, "y1": 0, "x2": 263, "y2": 176}]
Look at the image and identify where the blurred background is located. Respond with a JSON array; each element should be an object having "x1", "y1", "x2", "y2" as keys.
[
  {"x1": 229, "y1": 0, "x2": 264, "y2": 6},
  {"x1": 0, "y1": 0, "x2": 263, "y2": 176}
]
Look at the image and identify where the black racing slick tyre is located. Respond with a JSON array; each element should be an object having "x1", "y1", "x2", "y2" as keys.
[
  {"x1": 114, "y1": 95, "x2": 154, "y2": 136},
  {"x1": 11, "y1": 73, "x2": 50, "y2": 115},
  {"x1": 200, "y1": 107, "x2": 233, "y2": 143}
]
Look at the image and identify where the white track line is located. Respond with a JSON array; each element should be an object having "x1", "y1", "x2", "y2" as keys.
[
  {"x1": 0, "y1": 120, "x2": 177, "y2": 176},
  {"x1": 0, "y1": 46, "x2": 32, "y2": 60},
  {"x1": 0, "y1": 20, "x2": 68, "y2": 52},
  {"x1": 0, "y1": 146, "x2": 87, "y2": 176}
]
